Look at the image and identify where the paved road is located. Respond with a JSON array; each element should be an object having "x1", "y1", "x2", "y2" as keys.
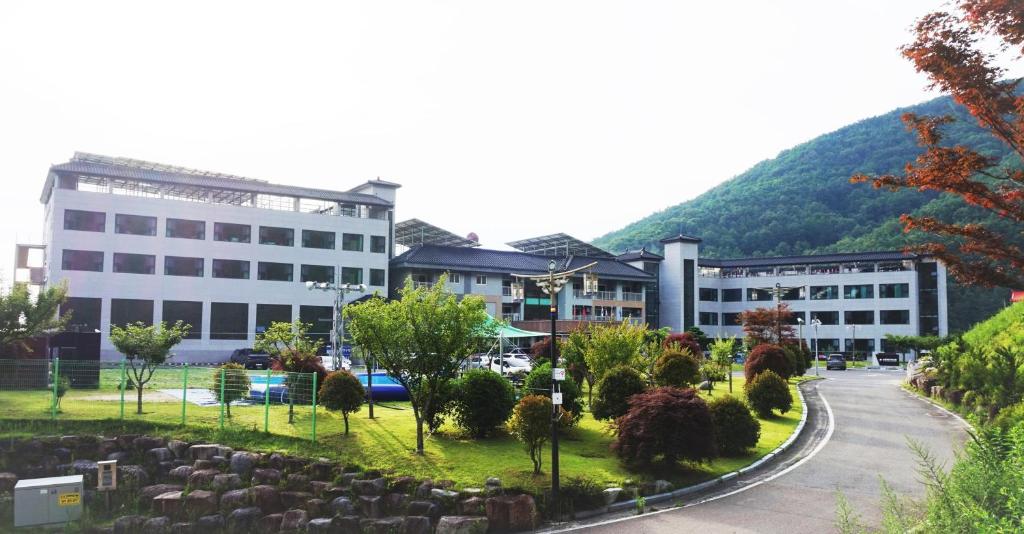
[{"x1": 564, "y1": 370, "x2": 969, "y2": 533}]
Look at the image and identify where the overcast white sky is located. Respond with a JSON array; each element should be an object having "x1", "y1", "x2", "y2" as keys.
[{"x1": 0, "y1": 0, "x2": 952, "y2": 278}]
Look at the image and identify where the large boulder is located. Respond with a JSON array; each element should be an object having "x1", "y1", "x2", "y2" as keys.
[
  {"x1": 169, "y1": 522, "x2": 195, "y2": 534},
  {"x1": 280, "y1": 509, "x2": 309, "y2": 532},
  {"x1": 286, "y1": 473, "x2": 311, "y2": 491},
  {"x1": 146, "y1": 448, "x2": 174, "y2": 465},
  {"x1": 167, "y1": 439, "x2": 189, "y2": 459},
  {"x1": 251, "y1": 484, "x2": 284, "y2": 514},
  {"x1": 359, "y1": 517, "x2": 404, "y2": 534},
  {"x1": 352, "y1": 478, "x2": 386, "y2": 496},
  {"x1": 212, "y1": 473, "x2": 244, "y2": 493},
  {"x1": 485, "y1": 494, "x2": 538, "y2": 532},
  {"x1": 406, "y1": 501, "x2": 441, "y2": 525},
  {"x1": 306, "y1": 517, "x2": 334, "y2": 534},
  {"x1": 113, "y1": 515, "x2": 148, "y2": 534},
  {"x1": 220, "y1": 488, "x2": 252, "y2": 514},
  {"x1": 436, "y1": 516, "x2": 489, "y2": 534},
  {"x1": 184, "y1": 490, "x2": 218, "y2": 518},
  {"x1": 280, "y1": 490, "x2": 314, "y2": 510},
  {"x1": 187, "y1": 469, "x2": 219, "y2": 490},
  {"x1": 152, "y1": 491, "x2": 184, "y2": 519},
  {"x1": 306, "y1": 498, "x2": 329, "y2": 519},
  {"x1": 140, "y1": 485, "x2": 184, "y2": 510},
  {"x1": 359, "y1": 495, "x2": 384, "y2": 518},
  {"x1": 229, "y1": 451, "x2": 261, "y2": 478},
  {"x1": 225, "y1": 506, "x2": 262, "y2": 533},
  {"x1": 117, "y1": 465, "x2": 150, "y2": 490},
  {"x1": 404, "y1": 516, "x2": 433, "y2": 534},
  {"x1": 133, "y1": 436, "x2": 166, "y2": 452},
  {"x1": 187, "y1": 444, "x2": 222, "y2": 461},
  {"x1": 308, "y1": 461, "x2": 335, "y2": 481},
  {"x1": 196, "y1": 514, "x2": 225, "y2": 532},
  {"x1": 256, "y1": 513, "x2": 283, "y2": 534},
  {"x1": 167, "y1": 466, "x2": 193, "y2": 484},
  {"x1": 457, "y1": 496, "x2": 485, "y2": 516},
  {"x1": 329, "y1": 496, "x2": 355, "y2": 516},
  {"x1": 71, "y1": 459, "x2": 98, "y2": 486},
  {"x1": 251, "y1": 468, "x2": 281, "y2": 486},
  {"x1": 142, "y1": 516, "x2": 172, "y2": 534}
]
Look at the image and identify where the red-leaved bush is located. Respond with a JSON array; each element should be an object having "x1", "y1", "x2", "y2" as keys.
[
  {"x1": 663, "y1": 332, "x2": 702, "y2": 358},
  {"x1": 612, "y1": 387, "x2": 716, "y2": 466},
  {"x1": 743, "y1": 344, "x2": 791, "y2": 382}
]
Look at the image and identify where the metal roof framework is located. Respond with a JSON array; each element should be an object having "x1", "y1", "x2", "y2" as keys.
[
  {"x1": 507, "y1": 233, "x2": 614, "y2": 258},
  {"x1": 395, "y1": 219, "x2": 481, "y2": 248},
  {"x1": 698, "y1": 251, "x2": 921, "y2": 269}
]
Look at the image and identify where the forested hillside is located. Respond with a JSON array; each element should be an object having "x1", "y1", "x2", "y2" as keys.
[{"x1": 593, "y1": 95, "x2": 1018, "y2": 331}]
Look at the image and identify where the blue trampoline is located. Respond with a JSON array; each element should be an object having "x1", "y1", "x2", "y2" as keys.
[{"x1": 249, "y1": 372, "x2": 409, "y2": 403}]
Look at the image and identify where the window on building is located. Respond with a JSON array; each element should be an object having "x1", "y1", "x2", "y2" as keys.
[
  {"x1": 810, "y1": 285, "x2": 839, "y2": 300},
  {"x1": 844, "y1": 310, "x2": 875, "y2": 325},
  {"x1": 299, "y1": 305, "x2": 332, "y2": 347},
  {"x1": 112, "y1": 253, "x2": 156, "y2": 274},
  {"x1": 370, "y1": 235, "x2": 386, "y2": 253},
  {"x1": 302, "y1": 229, "x2": 335, "y2": 249},
  {"x1": 785, "y1": 311, "x2": 806, "y2": 325},
  {"x1": 449, "y1": 273, "x2": 462, "y2": 284},
  {"x1": 114, "y1": 214, "x2": 157, "y2": 236},
  {"x1": 64, "y1": 209, "x2": 106, "y2": 232},
  {"x1": 213, "y1": 222, "x2": 251, "y2": 243},
  {"x1": 699, "y1": 288, "x2": 719, "y2": 301},
  {"x1": 210, "y1": 302, "x2": 248, "y2": 340},
  {"x1": 476, "y1": 275, "x2": 488, "y2": 285},
  {"x1": 880, "y1": 310, "x2": 910, "y2": 325},
  {"x1": 699, "y1": 312, "x2": 719, "y2": 325},
  {"x1": 342, "y1": 267, "x2": 363, "y2": 285},
  {"x1": 747, "y1": 288, "x2": 773, "y2": 301},
  {"x1": 110, "y1": 298, "x2": 154, "y2": 332},
  {"x1": 62, "y1": 249, "x2": 104, "y2": 272},
  {"x1": 781, "y1": 287, "x2": 805, "y2": 300},
  {"x1": 370, "y1": 268, "x2": 386, "y2": 287},
  {"x1": 60, "y1": 297, "x2": 102, "y2": 333},
  {"x1": 258, "y1": 262, "x2": 293, "y2": 282},
  {"x1": 722, "y1": 312, "x2": 742, "y2": 326},
  {"x1": 259, "y1": 226, "x2": 294, "y2": 246},
  {"x1": 815, "y1": 338, "x2": 841, "y2": 353},
  {"x1": 810, "y1": 311, "x2": 839, "y2": 325},
  {"x1": 166, "y1": 218, "x2": 205, "y2": 240},
  {"x1": 300, "y1": 265, "x2": 334, "y2": 283},
  {"x1": 879, "y1": 283, "x2": 910, "y2": 299},
  {"x1": 843, "y1": 284, "x2": 874, "y2": 299},
  {"x1": 844, "y1": 338, "x2": 875, "y2": 353},
  {"x1": 212, "y1": 259, "x2": 250, "y2": 279},
  {"x1": 164, "y1": 256, "x2": 204, "y2": 277},
  {"x1": 162, "y1": 301, "x2": 202, "y2": 339},
  {"x1": 256, "y1": 304, "x2": 291, "y2": 334},
  {"x1": 342, "y1": 233, "x2": 364, "y2": 251},
  {"x1": 722, "y1": 288, "x2": 743, "y2": 302}
]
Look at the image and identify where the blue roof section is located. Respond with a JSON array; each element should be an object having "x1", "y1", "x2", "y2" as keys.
[{"x1": 391, "y1": 244, "x2": 655, "y2": 281}]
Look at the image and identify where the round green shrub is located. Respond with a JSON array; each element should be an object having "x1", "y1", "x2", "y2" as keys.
[
  {"x1": 211, "y1": 362, "x2": 251, "y2": 417},
  {"x1": 744, "y1": 370, "x2": 793, "y2": 418},
  {"x1": 525, "y1": 362, "x2": 583, "y2": 426},
  {"x1": 783, "y1": 345, "x2": 807, "y2": 378},
  {"x1": 653, "y1": 349, "x2": 701, "y2": 388},
  {"x1": 509, "y1": 394, "x2": 555, "y2": 474},
  {"x1": 453, "y1": 369, "x2": 517, "y2": 437},
  {"x1": 612, "y1": 386, "x2": 716, "y2": 466},
  {"x1": 592, "y1": 366, "x2": 647, "y2": 421},
  {"x1": 744, "y1": 344, "x2": 792, "y2": 382},
  {"x1": 318, "y1": 370, "x2": 365, "y2": 435},
  {"x1": 708, "y1": 395, "x2": 761, "y2": 455}
]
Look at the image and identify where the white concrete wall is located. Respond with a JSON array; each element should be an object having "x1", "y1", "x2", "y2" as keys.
[
  {"x1": 45, "y1": 188, "x2": 392, "y2": 363},
  {"x1": 659, "y1": 240, "x2": 699, "y2": 332}
]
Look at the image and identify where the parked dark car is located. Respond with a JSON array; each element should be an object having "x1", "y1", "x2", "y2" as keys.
[
  {"x1": 230, "y1": 348, "x2": 271, "y2": 369},
  {"x1": 826, "y1": 353, "x2": 847, "y2": 371}
]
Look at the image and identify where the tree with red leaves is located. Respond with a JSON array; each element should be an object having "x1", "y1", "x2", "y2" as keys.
[
  {"x1": 613, "y1": 387, "x2": 716, "y2": 466},
  {"x1": 852, "y1": 1, "x2": 1024, "y2": 288},
  {"x1": 663, "y1": 332, "x2": 703, "y2": 357},
  {"x1": 738, "y1": 304, "x2": 796, "y2": 347}
]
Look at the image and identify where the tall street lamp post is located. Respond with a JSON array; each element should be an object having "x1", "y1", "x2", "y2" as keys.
[
  {"x1": 797, "y1": 317, "x2": 804, "y2": 371},
  {"x1": 306, "y1": 277, "x2": 366, "y2": 391},
  {"x1": 512, "y1": 259, "x2": 597, "y2": 519},
  {"x1": 848, "y1": 323, "x2": 857, "y2": 366},
  {"x1": 810, "y1": 317, "x2": 822, "y2": 376}
]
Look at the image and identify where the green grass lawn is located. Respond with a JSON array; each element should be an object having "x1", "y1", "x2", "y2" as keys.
[{"x1": 0, "y1": 372, "x2": 805, "y2": 494}]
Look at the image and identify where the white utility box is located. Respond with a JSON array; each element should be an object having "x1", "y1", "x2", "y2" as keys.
[{"x1": 14, "y1": 475, "x2": 83, "y2": 527}]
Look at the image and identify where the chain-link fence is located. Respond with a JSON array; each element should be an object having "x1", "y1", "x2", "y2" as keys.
[{"x1": 0, "y1": 359, "x2": 322, "y2": 441}]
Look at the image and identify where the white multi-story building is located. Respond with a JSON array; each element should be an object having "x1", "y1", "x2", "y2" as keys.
[
  {"x1": 659, "y1": 236, "x2": 949, "y2": 356},
  {"x1": 34, "y1": 153, "x2": 399, "y2": 362}
]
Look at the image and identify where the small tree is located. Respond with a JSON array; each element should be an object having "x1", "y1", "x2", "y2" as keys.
[
  {"x1": 0, "y1": 282, "x2": 68, "y2": 352},
  {"x1": 663, "y1": 332, "x2": 703, "y2": 357},
  {"x1": 561, "y1": 328, "x2": 594, "y2": 405},
  {"x1": 55, "y1": 375, "x2": 70, "y2": 411},
  {"x1": 711, "y1": 337, "x2": 737, "y2": 393},
  {"x1": 708, "y1": 395, "x2": 761, "y2": 455},
  {"x1": 685, "y1": 326, "x2": 710, "y2": 350},
  {"x1": 613, "y1": 387, "x2": 716, "y2": 467},
  {"x1": 319, "y1": 370, "x2": 365, "y2": 435},
  {"x1": 530, "y1": 336, "x2": 558, "y2": 368},
  {"x1": 592, "y1": 365, "x2": 647, "y2": 421},
  {"x1": 211, "y1": 363, "x2": 251, "y2": 418},
  {"x1": 510, "y1": 394, "x2": 553, "y2": 474},
  {"x1": 743, "y1": 344, "x2": 792, "y2": 382},
  {"x1": 583, "y1": 321, "x2": 647, "y2": 382},
  {"x1": 109, "y1": 321, "x2": 189, "y2": 414},
  {"x1": 745, "y1": 370, "x2": 793, "y2": 418},
  {"x1": 653, "y1": 349, "x2": 701, "y2": 388},
  {"x1": 738, "y1": 305, "x2": 796, "y2": 347},
  {"x1": 255, "y1": 321, "x2": 326, "y2": 423},
  {"x1": 453, "y1": 369, "x2": 516, "y2": 438},
  {"x1": 525, "y1": 362, "x2": 583, "y2": 426},
  {"x1": 344, "y1": 276, "x2": 493, "y2": 455}
]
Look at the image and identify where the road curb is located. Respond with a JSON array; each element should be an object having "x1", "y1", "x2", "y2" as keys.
[{"x1": 597, "y1": 379, "x2": 815, "y2": 517}]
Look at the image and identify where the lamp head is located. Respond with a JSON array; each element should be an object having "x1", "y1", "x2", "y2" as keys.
[
  {"x1": 548, "y1": 259, "x2": 557, "y2": 272},
  {"x1": 797, "y1": 317, "x2": 804, "y2": 324}
]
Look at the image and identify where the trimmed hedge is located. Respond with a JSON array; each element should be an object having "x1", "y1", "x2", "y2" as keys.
[
  {"x1": 708, "y1": 395, "x2": 761, "y2": 455},
  {"x1": 744, "y1": 370, "x2": 792, "y2": 418},
  {"x1": 453, "y1": 369, "x2": 517, "y2": 437},
  {"x1": 653, "y1": 349, "x2": 701, "y2": 388},
  {"x1": 592, "y1": 365, "x2": 647, "y2": 421},
  {"x1": 744, "y1": 344, "x2": 792, "y2": 381}
]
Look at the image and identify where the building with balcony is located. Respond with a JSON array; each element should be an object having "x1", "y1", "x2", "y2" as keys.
[
  {"x1": 657, "y1": 235, "x2": 949, "y2": 356},
  {"x1": 27, "y1": 152, "x2": 399, "y2": 362}
]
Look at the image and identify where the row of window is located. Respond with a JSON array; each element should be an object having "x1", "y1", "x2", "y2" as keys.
[
  {"x1": 701, "y1": 309, "x2": 911, "y2": 327},
  {"x1": 61, "y1": 297, "x2": 336, "y2": 341},
  {"x1": 61, "y1": 249, "x2": 385, "y2": 286},
  {"x1": 698, "y1": 283, "x2": 911, "y2": 303},
  {"x1": 63, "y1": 209, "x2": 387, "y2": 252}
]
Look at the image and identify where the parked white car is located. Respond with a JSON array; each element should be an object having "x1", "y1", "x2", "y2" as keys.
[{"x1": 489, "y1": 355, "x2": 533, "y2": 375}]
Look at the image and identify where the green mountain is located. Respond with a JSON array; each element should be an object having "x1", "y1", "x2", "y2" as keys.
[{"x1": 593, "y1": 95, "x2": 1017, "y2": 332}]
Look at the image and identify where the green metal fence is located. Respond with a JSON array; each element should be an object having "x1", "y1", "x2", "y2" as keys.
[{"x1": 0, "y1": 359, "x2": 320, "y2": 442}]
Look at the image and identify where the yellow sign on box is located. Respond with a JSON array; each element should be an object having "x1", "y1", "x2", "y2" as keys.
[{"x1": 58, "y1": 493, "x2": 80, "y2": 506}]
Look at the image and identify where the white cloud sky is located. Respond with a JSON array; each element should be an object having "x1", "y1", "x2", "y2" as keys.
[{"x1": 0, "y1": 0, "x2": 956, "y2": 278}]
